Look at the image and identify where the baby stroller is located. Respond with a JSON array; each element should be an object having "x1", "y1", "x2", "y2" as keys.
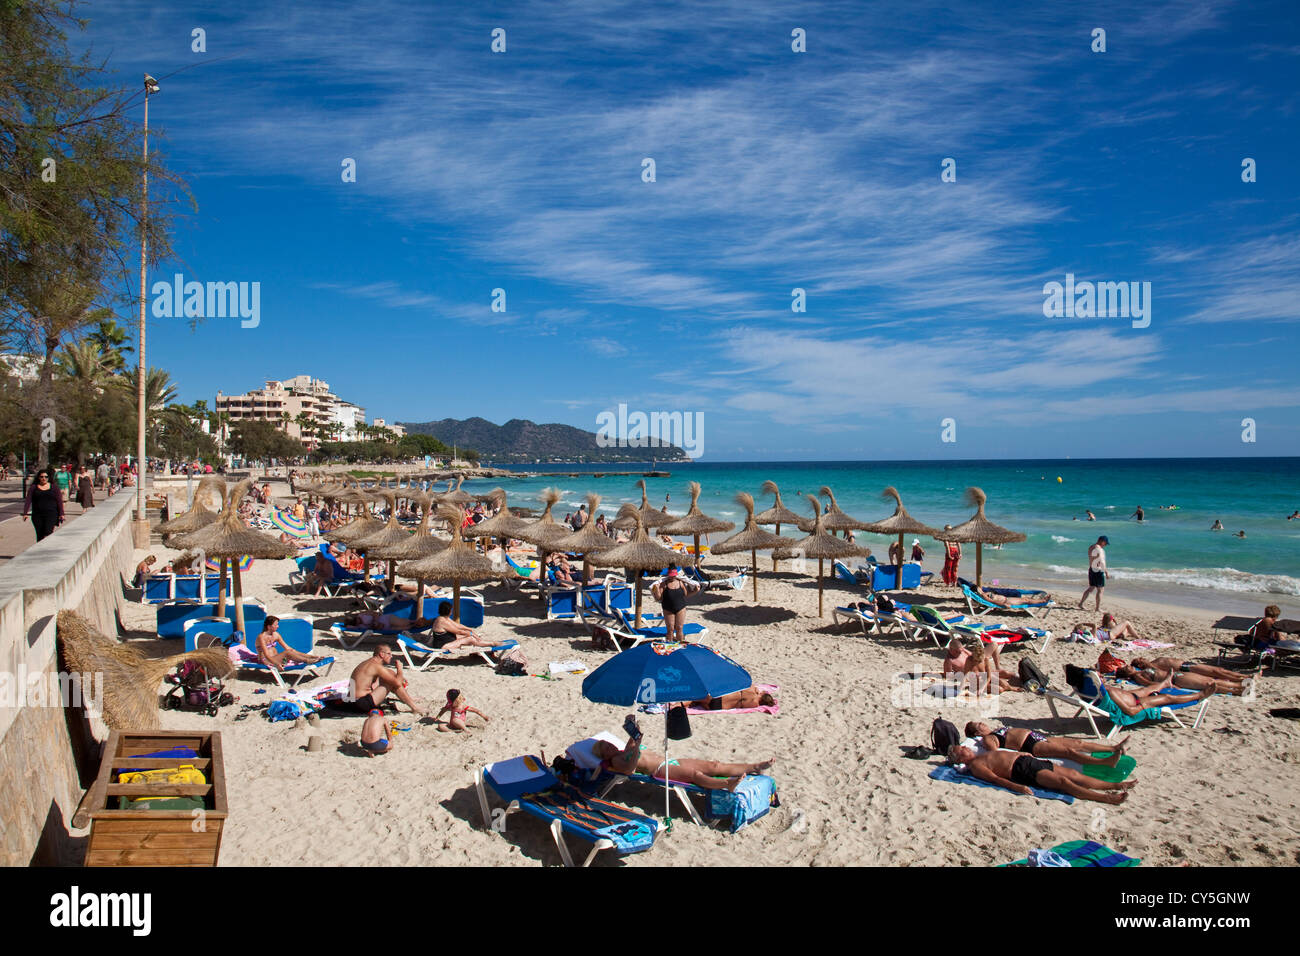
[{"x1": 163, "y1": 658, "x2": 235, "y2": 717}]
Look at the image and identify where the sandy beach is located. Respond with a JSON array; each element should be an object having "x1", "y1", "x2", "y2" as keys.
[{"x1": 111, "y1": 531, "x2": 1300, "y2": 869}]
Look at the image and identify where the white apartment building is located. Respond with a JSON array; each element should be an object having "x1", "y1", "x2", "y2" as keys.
[{"x1": 216, "y1": 375, "x2": 367, "y2": 448}]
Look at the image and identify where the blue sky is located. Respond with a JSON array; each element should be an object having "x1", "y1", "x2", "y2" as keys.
[{"x1": 78, "y1": 0, "x2": 1299, "y2": 460}]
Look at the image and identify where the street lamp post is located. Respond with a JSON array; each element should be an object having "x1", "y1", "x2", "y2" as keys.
[{"x1": 132, "y1": 74, "x2": 159, "y2": 548}]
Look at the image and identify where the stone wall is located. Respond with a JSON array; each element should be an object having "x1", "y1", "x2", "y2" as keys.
[{"x1": 0, "y1": 489, "x2": 136, "y2": 866}]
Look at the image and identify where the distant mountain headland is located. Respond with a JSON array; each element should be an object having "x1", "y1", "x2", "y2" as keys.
[{"x1": 398, "y1": 417, "x2": 691, "y2": 463}]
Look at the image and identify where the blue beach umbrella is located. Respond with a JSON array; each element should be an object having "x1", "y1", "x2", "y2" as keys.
[{"x1": 582, "y1": 641, "x2": 751, "y2": 821}]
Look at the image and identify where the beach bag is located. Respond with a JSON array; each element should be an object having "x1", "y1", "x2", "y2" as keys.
[
  {"x1": 1063, "y1": 663, "x2": 1089, "y2": 692},
  {"x1": 495, "y1": 647, "x2": 528, "y2": 676},
  {"x1": 666, "y1": 703, "x2": 692, "y2": 740},
  {"x1": 1018, "y1": 657, "x2": 1049, "y2": 694},
  {"x1": 930, "y1": 717, "x2": 960, "y2": 757}
]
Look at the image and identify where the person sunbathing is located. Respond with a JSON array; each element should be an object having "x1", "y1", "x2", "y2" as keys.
[
  {"x1": 426, "y1": 601, "x2": 512, "y2": 651},
  {"x1": 1251, "y1": 605, "x2": 1293, "y2": 648},
  {"x1": 255, "y1": 616, "x2": 323, "y2": 671},
  {"x1": 944, "y1": 640, "x2": 1017, "y2": 693},
  {"x1": 134, "y1": 555, "x2": 160, "y2": 587},
  {"x1": 688, "y1": 687, "x2": 776, "y2": 710},
  {"x1": 963, "y1": 721, "x2": 1129, "y2": 767},
  {"x1": 1095, "y1": 612, "x2": 1142, "y2": 642},
  {"x1": 592, "y1": 722, "x2": 772, "y2": 792},
  {"x1": 348, "y1": 645, "x2": 426, "y2": 715},
  {"x1": 975, "y1": 585, "x2": 1051, "y2": 607},
  {"x1": 1096, "y1": 672, "x2": 1212, "y2": 715},
  {"x1": 304, "y1": 553, "x2": 335, "y2": 595},
  {"x1": 945, "y1": 745, "x2": 1135, "y2": 804},
  {"x1": 942, "y1": 636, "x2": 1002, "y2": 673},
  {"x1": 1113, "y1": 662, "x2": 1251, "y2": 697},
  {"x1": 1130, "y1": 656, "x2": 1255, "y2": 684},
  {"x1": 342, "y1": 610, "x2": 430, "y2": 632}
]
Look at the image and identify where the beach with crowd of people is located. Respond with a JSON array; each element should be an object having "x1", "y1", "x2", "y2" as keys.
[{"x1": 106, "y1": 471, "x2": 1300, "y2": 868}]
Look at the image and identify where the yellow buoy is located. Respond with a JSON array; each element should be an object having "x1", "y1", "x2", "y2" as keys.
[{"x1": 1056, "y1": 476, "x2": 1063, "y2": 483}]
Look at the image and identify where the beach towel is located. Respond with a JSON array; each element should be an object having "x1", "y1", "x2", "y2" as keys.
[
  {"x1": 1004, "y1": 840, "x2": 1139, "y2": 867},
  {"x1": 639, "y1": 684, "x2": 780, "y2": 716},
  {"x1": 703, "y1": 773, "x2": 778, "y2": 832},
  {"x1": 1057, "y1": 753, "x2": 1137, "y2": 783},
  {"x1": 928, "y1": 764, "x2": 1075, "y2": 804},
  {"x1": 1111, "y1": 639, "x2": 1174, "y2": 650}
]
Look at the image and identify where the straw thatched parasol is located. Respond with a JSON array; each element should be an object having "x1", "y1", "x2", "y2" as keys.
[
  {"x1": 382, "y1": 493, "x2": 449, "y2": 618},
  {"x1": 773, "y1": 495, "x2": 872, "y2": 616},
  {"x1": 175, "y1": 479, "x2": 294, "y2": 633},
  {"x1": 441, "y1": 475, "x2": 471, "y2": 509},
  {"x1": 610, "y1": 502, "x2": 641, "y2": 532},
  {"x1": 659, "y1": 482, "x2": 735, "y2": 566},
  {"x1": 513, "y1": 489, "x2": 573, "y2": 611},
  {"x1": 860, "y1": 486, "x2": 944, "y2": 591},
  {"x1": 798, "y1": 486, "x2": 869, "y2": 536},
  {"x1": 632, "y1": 478, "x2": 674, "y2": 529},
  {"x1": 58, "y1": 610, "x2": 233, "y2": 732},
  {"x1": 398, "y1": 504, "x2": 507, "y2": 622},
  {"x1": 352, "y1": 491, "x2": 415, "y2": 587},
  {"x1": 156, "y1": 475, "x2": 226, "y2": 537},
  {"x1": 551, "y1": 492, "x2": 618, "y2": 584},
  {"x1": 464, "y1": 490, "x2": 542, "y2": 587},
  {"x1": 322, "y1": 490, "x2": 387, "y2": 581},
  {"x1": 710, "y1": 492, "x2": 786, "y2": 602},
  {"x1": 755, "y1": 479, "x2": 804, "y2": 571},
  {"x1": 588, "y1": 511, "x2": 682, "y2": 627},
  {"x1": 933, "y1": 486, "x2": 1027, "y2": 586}
]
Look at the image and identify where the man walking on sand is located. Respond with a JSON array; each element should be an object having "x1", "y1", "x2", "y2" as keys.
[{"x1": 1080, "y1": 535, "x2": 1108, "y2": 610}]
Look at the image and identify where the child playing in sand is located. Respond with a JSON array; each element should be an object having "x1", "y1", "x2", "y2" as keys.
[
  {"x1": 435, "y1": 688, "x2": 490, "y2": 733},
  {"x1": 360, "y1": 708, "x2": 393, "y2": 756}
]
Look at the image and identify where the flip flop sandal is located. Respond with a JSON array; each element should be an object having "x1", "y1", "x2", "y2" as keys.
[
  {"x1": 1212, "y1": 726, "x2": 1244, "y2": 735},
  {"x1": 902, "y1": 746, "x2": 932, "y2": 760},
  {"x1": 1269, "y1": 708, "x2": 1300, "y2": 720}
]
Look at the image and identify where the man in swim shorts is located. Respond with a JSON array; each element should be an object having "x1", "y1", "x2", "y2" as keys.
[
  {"x1": 946, "y1": 745, "x2": 1136, "y2": 804},
  {"x1": 1079, "y1": 535, "x2": 1108, "y2": 611},
  {"x1": 360, "y1": 708, "x2": 393, "y2": 756},
  {"x1": 348, "y1": 644, "x2": 427, "y2": 716}
]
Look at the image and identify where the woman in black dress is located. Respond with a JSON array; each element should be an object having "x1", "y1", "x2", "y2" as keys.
[
  {"x1": 23, "y1": 469, "x2": 65, "y2": 542},
  {"x1": 75, "y1": 466, "x2": 94, "y2": 509}
]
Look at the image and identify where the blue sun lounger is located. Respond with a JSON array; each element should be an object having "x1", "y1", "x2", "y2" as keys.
[
  {"x1": 476, "y1": 754, "x2": 659, "y2": 867},
  {"x1": 182, "y1": 616, "x2": 336, "y2": 689},
  {"x1": 959, "y1": 579, "x2": 1056, "y2": 619},
  {"x1": 159, "y1": 599, "x2": 266, "y2": 639}
]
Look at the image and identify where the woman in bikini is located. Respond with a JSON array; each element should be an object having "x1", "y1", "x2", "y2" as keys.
[
  {"x1": 592, "y1": 721, "x2": 772, "y2": 792},
  {"x1": 964, "y1": 721, "x2": 1129, "y2": 766},
  {"x1": 688, "y1": 687, "x2": 776, "y2": 710}
]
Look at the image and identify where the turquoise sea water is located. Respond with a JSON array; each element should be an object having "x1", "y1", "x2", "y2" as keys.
[{"x1": 461, "y1": 458, "x2": 1300, "y2": 608}]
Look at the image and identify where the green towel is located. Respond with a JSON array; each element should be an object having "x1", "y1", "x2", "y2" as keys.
[
  {"x1": 1081, "y1": 752, "x2": 1136, "y2": 783},
  {"x1": 1003, "y1": 839, "x2": 1140, "y2": 867}
]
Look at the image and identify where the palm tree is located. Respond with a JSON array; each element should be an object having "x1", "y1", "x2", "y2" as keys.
[
  {"x1": 57, "y1": 340, "x2": 113, "y2": 391},
  {"x1": 87, "y1": 318, "x2": 133, "y2": 374},
  {"x1": 119, "y1": 366, "x2": 180, "y2": 444}
]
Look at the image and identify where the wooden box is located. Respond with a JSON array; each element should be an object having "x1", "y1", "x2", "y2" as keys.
[{"x1": 75, "y1": 730, "x2": 227, "y2": 867}]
